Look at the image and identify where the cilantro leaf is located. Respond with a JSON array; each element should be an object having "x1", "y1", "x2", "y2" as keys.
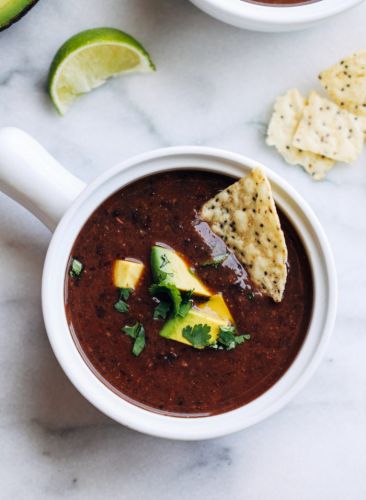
[
  {"x1": 218, "y1": 325, "x2": 236, "y2": 335},
  {"x1": 152, "y1": 289, "x2": 192, "y2": 320},
  {"x1": 217, "y1": 331, "x2": 244, "y2": 350},
  {"x1": 132, "y1": 328, "x2": 146, "y2": 357},
  {"x1": 70, "y1": 258, "x2": 83, "y2": 278},
  {"x1": 122, "y1": 322, "x2": 146, "y2": 356},
  {"x1": 122, "y1": 323, "x2": 140, "y2": 338},
  {"x1": 120, "y1": 288, "x2": 133, "y2": 301},
  {"x1": 114, "y1": 288, "x2": 133, "y2": 313},
  {"x1": 201, "y1": 253, "x2": 229, "y2": 269},
  {"x1": 153, "y1": 300, "x2": 171, "y2": 320},
  {"x1": 177, "y1": 290, "x2": 193, "y2": 318},
  {"x1": 149, "y1": 283, "x2": 182, "y2": 316},
  {"x1": 114, "y1": 300, "x2": 129, "y2": 313},
  {"x1": 182, "y1": 324, "x2": 212, "y2": 349},
  {"x1": 178, "y1": 300, "x2": 193, "y2": 318}
]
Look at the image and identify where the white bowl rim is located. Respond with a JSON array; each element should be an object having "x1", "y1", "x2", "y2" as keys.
[
  {"x1": 190, "y1": 0, "x2": 364, "y2": 25},
  {"x1": 42, "y1": 146, "x2": 337, "y2": 440}
]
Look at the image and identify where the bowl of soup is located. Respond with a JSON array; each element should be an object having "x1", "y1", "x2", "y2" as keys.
[
  {"x1": 188, "y1": 0, "x2": 364, "y2": 32},
  {"x1": 0, "y1": 127, "x2": 337, "y2": 440}
]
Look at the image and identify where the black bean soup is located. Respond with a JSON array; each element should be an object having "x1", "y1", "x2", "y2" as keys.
[{"x1": 65, "y1": 171, "x2": 313, "y2": 417}]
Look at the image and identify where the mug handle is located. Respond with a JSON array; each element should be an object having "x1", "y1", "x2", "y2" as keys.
[{"x1": 0, "y1": 127, "x2": 86, "y2": 231}]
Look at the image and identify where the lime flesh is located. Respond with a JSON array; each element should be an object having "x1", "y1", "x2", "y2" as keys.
[{"x1": 48, "y1": 27, "x2": 155, "y2": 115}]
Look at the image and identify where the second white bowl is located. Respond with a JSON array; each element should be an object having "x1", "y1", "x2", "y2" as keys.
[{"x1": 188, "y1": 0, "x2": 364, "y2": 32}]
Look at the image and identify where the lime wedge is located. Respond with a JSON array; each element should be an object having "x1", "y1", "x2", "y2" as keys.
[{"x1": 48, "y1": 27, "x2": 155, "y2": 115}]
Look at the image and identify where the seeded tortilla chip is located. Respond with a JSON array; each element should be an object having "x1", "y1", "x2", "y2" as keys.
[
  {"x1": 319, "y1": 51, "x2": 366, "y2": 117},
  {"x1": 266, "y1": 89, "x2": 335, "y2": 180},
  {"x1": 293, "y1": 91, "x2": 364, "y2": 163},
  {"x1": 200, "y1": 168, "x2": 287, "y2": 303}
]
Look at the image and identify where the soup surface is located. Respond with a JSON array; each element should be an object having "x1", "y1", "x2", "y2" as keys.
[{"x1": 65, "y1": 171, "x2": 313, "y2": 417}]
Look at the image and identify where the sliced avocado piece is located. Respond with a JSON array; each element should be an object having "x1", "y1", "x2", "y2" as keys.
[
  {"x1": 198, "y1": 294, "x2": 234, "y2": 324},
  {"x1": 112, "y1": 259, "x2": 144, "y2": 289},
  {"x1": 151, "y1": 246, "x2": 211, "y2": 297},
  {"x1": 160, "y1": 306, "x2": 228, "y2": 348},
  {"x1": 0, "y1": 0, "x2": 39, "y2": 31}
]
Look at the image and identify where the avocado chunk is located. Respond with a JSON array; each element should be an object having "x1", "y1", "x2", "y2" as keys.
[
  {"x1": 151, "y1": 246, "x2": 211, "y2": 297},
  {"x1": 160, "y1": 306, "x2": 228, "y2": 348},
  {"x1": 113, "y1": 259, "x2": 144, "y2": 289},
  {"x1": 0, "y1": 0, "x2": 39, "y2": 31},
  {"x1": 197, "y1": 294, "x2": 234, "y2": 323}
]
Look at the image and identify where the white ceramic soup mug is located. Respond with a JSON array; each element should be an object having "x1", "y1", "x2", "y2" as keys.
[
  {"x1": 188, "y1": 0, "x2": 364, "y2": 32},
  {"x1": 0, "y1": 127, "x2": 337, "y2": 440}
]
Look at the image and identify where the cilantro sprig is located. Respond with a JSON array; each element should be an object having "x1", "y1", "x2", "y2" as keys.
[
  {"x1": 149, "y1": 283, "x2": 182, "y2": 316},
  {"x1": 122, "y1": 322, "x2": 146, "y2": 356},
  {"x1": 114, "y1": 287, "x2": 133, "y2": 313},
  {"x1": 150, "y1": 284, "x2": 193, "y2": 320},
  {"x1": 181, "y1": 323, "x2": 251, "y2": 350},
  {"x1": 212, "y1": 325, "x2": 251, "y2": 351}
]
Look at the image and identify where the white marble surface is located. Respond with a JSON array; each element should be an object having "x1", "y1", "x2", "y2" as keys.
[{"x1": 1, "y1": 0, "x2": 366, "y2": 498}]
